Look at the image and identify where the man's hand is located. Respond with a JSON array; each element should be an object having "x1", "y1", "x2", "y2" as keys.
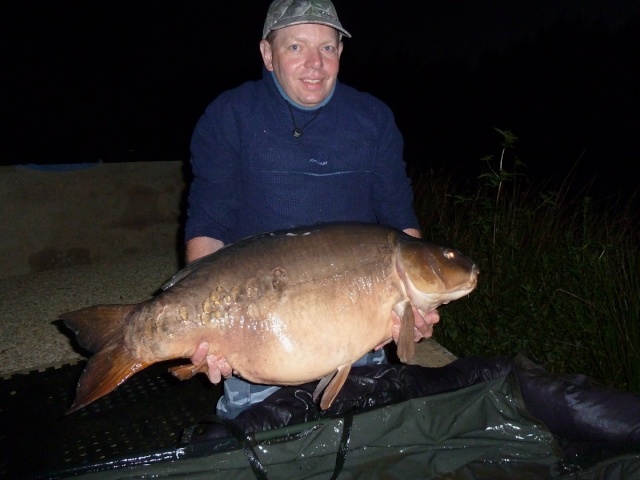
[
  {"x1": 190, "y1": 341, "x2": 233, "y2": 384},
  {"x1": 375, "y1": 307, "x2": 440, "y2": 351},
  {"x1": 410, "y1": 307, "x2": 440, "y2": 341}
]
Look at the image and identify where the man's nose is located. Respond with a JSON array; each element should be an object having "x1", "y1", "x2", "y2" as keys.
[{"x1": 305, "y1": 49, "x2": 323, "y2": 69}]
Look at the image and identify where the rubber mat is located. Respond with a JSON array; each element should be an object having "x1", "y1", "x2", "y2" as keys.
[{"x1": 0, "y1": 360, "x2": 222, "y2": 479}]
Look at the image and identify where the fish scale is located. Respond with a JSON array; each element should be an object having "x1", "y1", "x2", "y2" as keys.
[{"x1": 61, "y1": 222, "x2": 479, "y2": 413}]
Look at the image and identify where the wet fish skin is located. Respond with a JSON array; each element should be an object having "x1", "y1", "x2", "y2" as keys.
[{"x1": 61, "y1": 222, "x2": 479, "y2": 413}]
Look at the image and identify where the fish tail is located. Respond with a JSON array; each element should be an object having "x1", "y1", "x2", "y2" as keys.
[
  {"x1": 61, "y1": 304, "x2": 137, "y2": 353},
  {"x1": 60, "y1": 304, "x2": 150, "y2": 413},
  {"x1": 66, "y1": 344, "x2": 151, "y2": 414}
]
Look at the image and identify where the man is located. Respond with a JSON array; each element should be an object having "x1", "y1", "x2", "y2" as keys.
[{"x1": 185, "y1": 0, "x2": 439, "y2": 419}]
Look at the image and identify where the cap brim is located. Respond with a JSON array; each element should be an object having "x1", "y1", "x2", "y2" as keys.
[{"x1": 266, "y1": 18, "x2": 351, "y2": 39}]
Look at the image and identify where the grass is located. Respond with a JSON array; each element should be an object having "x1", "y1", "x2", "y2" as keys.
[{"x1": 413, "y1": 129, "x2": 640, "y2": 393}]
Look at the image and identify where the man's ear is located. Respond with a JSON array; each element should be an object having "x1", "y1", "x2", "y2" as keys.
[{"x1": 259, "y1": 39, "x2": 274, "y2": 71}]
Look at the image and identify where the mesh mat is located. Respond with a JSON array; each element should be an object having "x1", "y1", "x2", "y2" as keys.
[{"x1": 0, "y1": 360, "x2": 222, "y2": 479}]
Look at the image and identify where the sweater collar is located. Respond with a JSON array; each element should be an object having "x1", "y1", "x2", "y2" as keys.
[{"x1": 267, "y1": 70, "x2": 335, "y2": 111}]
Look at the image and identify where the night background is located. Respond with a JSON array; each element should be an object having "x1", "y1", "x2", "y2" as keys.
[
  {"x1": 3, "y1": 0, "x2": 639, "y2": 199},
  {"x1": 2, "y1": 5, "x2": 640, "y2": 471}
]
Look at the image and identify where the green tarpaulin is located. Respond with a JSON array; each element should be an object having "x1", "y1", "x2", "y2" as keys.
[{"x1": 48, "y1": 372, "x2": 640, "y2": 480}]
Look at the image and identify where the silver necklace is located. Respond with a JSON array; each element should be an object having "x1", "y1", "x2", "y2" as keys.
[{"x1": 286, "y1": 101, "x2": 322, "y2": 138}]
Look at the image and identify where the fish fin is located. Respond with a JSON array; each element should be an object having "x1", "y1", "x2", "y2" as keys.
[
  {"x1": 167, "y1": 363, "x2": 206, "y2": 380},
  {"x1": 60, "y1": 304, "x2": 137, "y2": 353},
  {"x1": 160, "y1": 254, "x2": 213, "y2": 290},
  {"x1": 396, "y1": 301, "x2": 416, "y2": 363},
  {"x1": 61, "y1": 303, "x2": 150, "y2": 413},
  {"x1": 66, "y1": 343, "x2": 151, "y2": 414},
  {"x1": 315, "y1": 364, "x2": 352, "y2": 411},
  {"x1": 313, "y1": 371, "x2": 337, "y2": 403}
]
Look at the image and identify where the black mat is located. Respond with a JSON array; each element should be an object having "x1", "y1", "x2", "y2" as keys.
[{"x1": 0, "y1": 360, "x2": 222, "y2": 479}]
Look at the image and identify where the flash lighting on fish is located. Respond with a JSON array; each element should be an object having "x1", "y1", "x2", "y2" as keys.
[{"x1": 60, "y1": 222, "x2": 478, "y2": 414}]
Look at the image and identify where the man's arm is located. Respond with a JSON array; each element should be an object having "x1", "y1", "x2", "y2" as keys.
[
  {"x1": 402, "y1": 227, "x2": 421, "y2": 239},
  {"x1": 186, "y1": 236, "x2": 225, "y2": 263}
]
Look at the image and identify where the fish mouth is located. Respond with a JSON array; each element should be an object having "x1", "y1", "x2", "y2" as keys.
[
  {"x1": 436, "y1": 287, "x2": 476, "y2": 305},
  {"x1": 411, "y1": 273, "x2": 478, "y2": 311}
]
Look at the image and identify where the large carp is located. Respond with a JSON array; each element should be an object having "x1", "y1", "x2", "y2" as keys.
[{"x1": 61, "y1": 222, "x2": 479, "y2": 413}]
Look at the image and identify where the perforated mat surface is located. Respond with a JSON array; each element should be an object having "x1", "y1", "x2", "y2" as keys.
[{"x1": 0, "y1": 360, "x2": 222, "y2": 479}]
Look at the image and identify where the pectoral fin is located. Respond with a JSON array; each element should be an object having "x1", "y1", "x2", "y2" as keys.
[
  {"x1": 313, "y1": 364, "x2": 352, "y2": 410},
  {"x1": 396, "y1": 301, "x2": 416, "y2": 363}
]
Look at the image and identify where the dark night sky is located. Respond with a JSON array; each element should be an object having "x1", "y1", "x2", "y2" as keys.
[{"x1": 3, "y1": 0, "x2": 640, "y2": 198}]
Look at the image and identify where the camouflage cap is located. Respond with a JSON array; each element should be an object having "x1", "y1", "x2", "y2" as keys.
[{"x1": 262, "y1": 0, "x2": 351, "y2": 40}]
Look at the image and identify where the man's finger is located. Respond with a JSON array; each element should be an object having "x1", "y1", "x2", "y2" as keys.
[
  {"x1": 191, "y1": 341, "x2": 210, "y2": 365},
  {"x1": 217, "y1": 356, "x2": 233, "y2": 378},
  {"x1": 206, "y1": 354, "x2": 222, "y2": 384},
  {"x1": 414, "y1": 323, "x2": 434, "y2": 341}
]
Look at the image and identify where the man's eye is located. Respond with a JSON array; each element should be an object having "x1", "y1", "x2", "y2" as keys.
[{"x1": 289, "y1": 44, "x2": 300, "y2": 51}]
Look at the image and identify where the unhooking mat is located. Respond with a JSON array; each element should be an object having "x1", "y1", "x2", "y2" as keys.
[
  {"x1": 0, "y1": 360, "x2": 221, "y2": 479},
  {"x1": 1, "y1": 360, "x2": 639, "y2": 479}
]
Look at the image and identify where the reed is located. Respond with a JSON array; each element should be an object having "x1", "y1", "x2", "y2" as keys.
[{"x1": 414, "y1": 129, "x2": 640, "y2": 393}]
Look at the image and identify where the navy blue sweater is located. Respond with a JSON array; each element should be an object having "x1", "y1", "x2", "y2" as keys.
[{"x1": 185, "y1": 68, "x2": 419, "y2": 244}]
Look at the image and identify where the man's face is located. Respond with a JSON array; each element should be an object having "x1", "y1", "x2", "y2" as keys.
[{"x1": 260, "y1": 23, "x2": 343, "y2": 108}]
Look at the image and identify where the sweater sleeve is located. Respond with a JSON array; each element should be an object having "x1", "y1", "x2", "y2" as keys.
[
  {"x1": 184, "y1": 97, "x2": 241, "y2": 245},
  {"x1": 370, "y1": 106, "x2": 420, "y2": 231}
]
